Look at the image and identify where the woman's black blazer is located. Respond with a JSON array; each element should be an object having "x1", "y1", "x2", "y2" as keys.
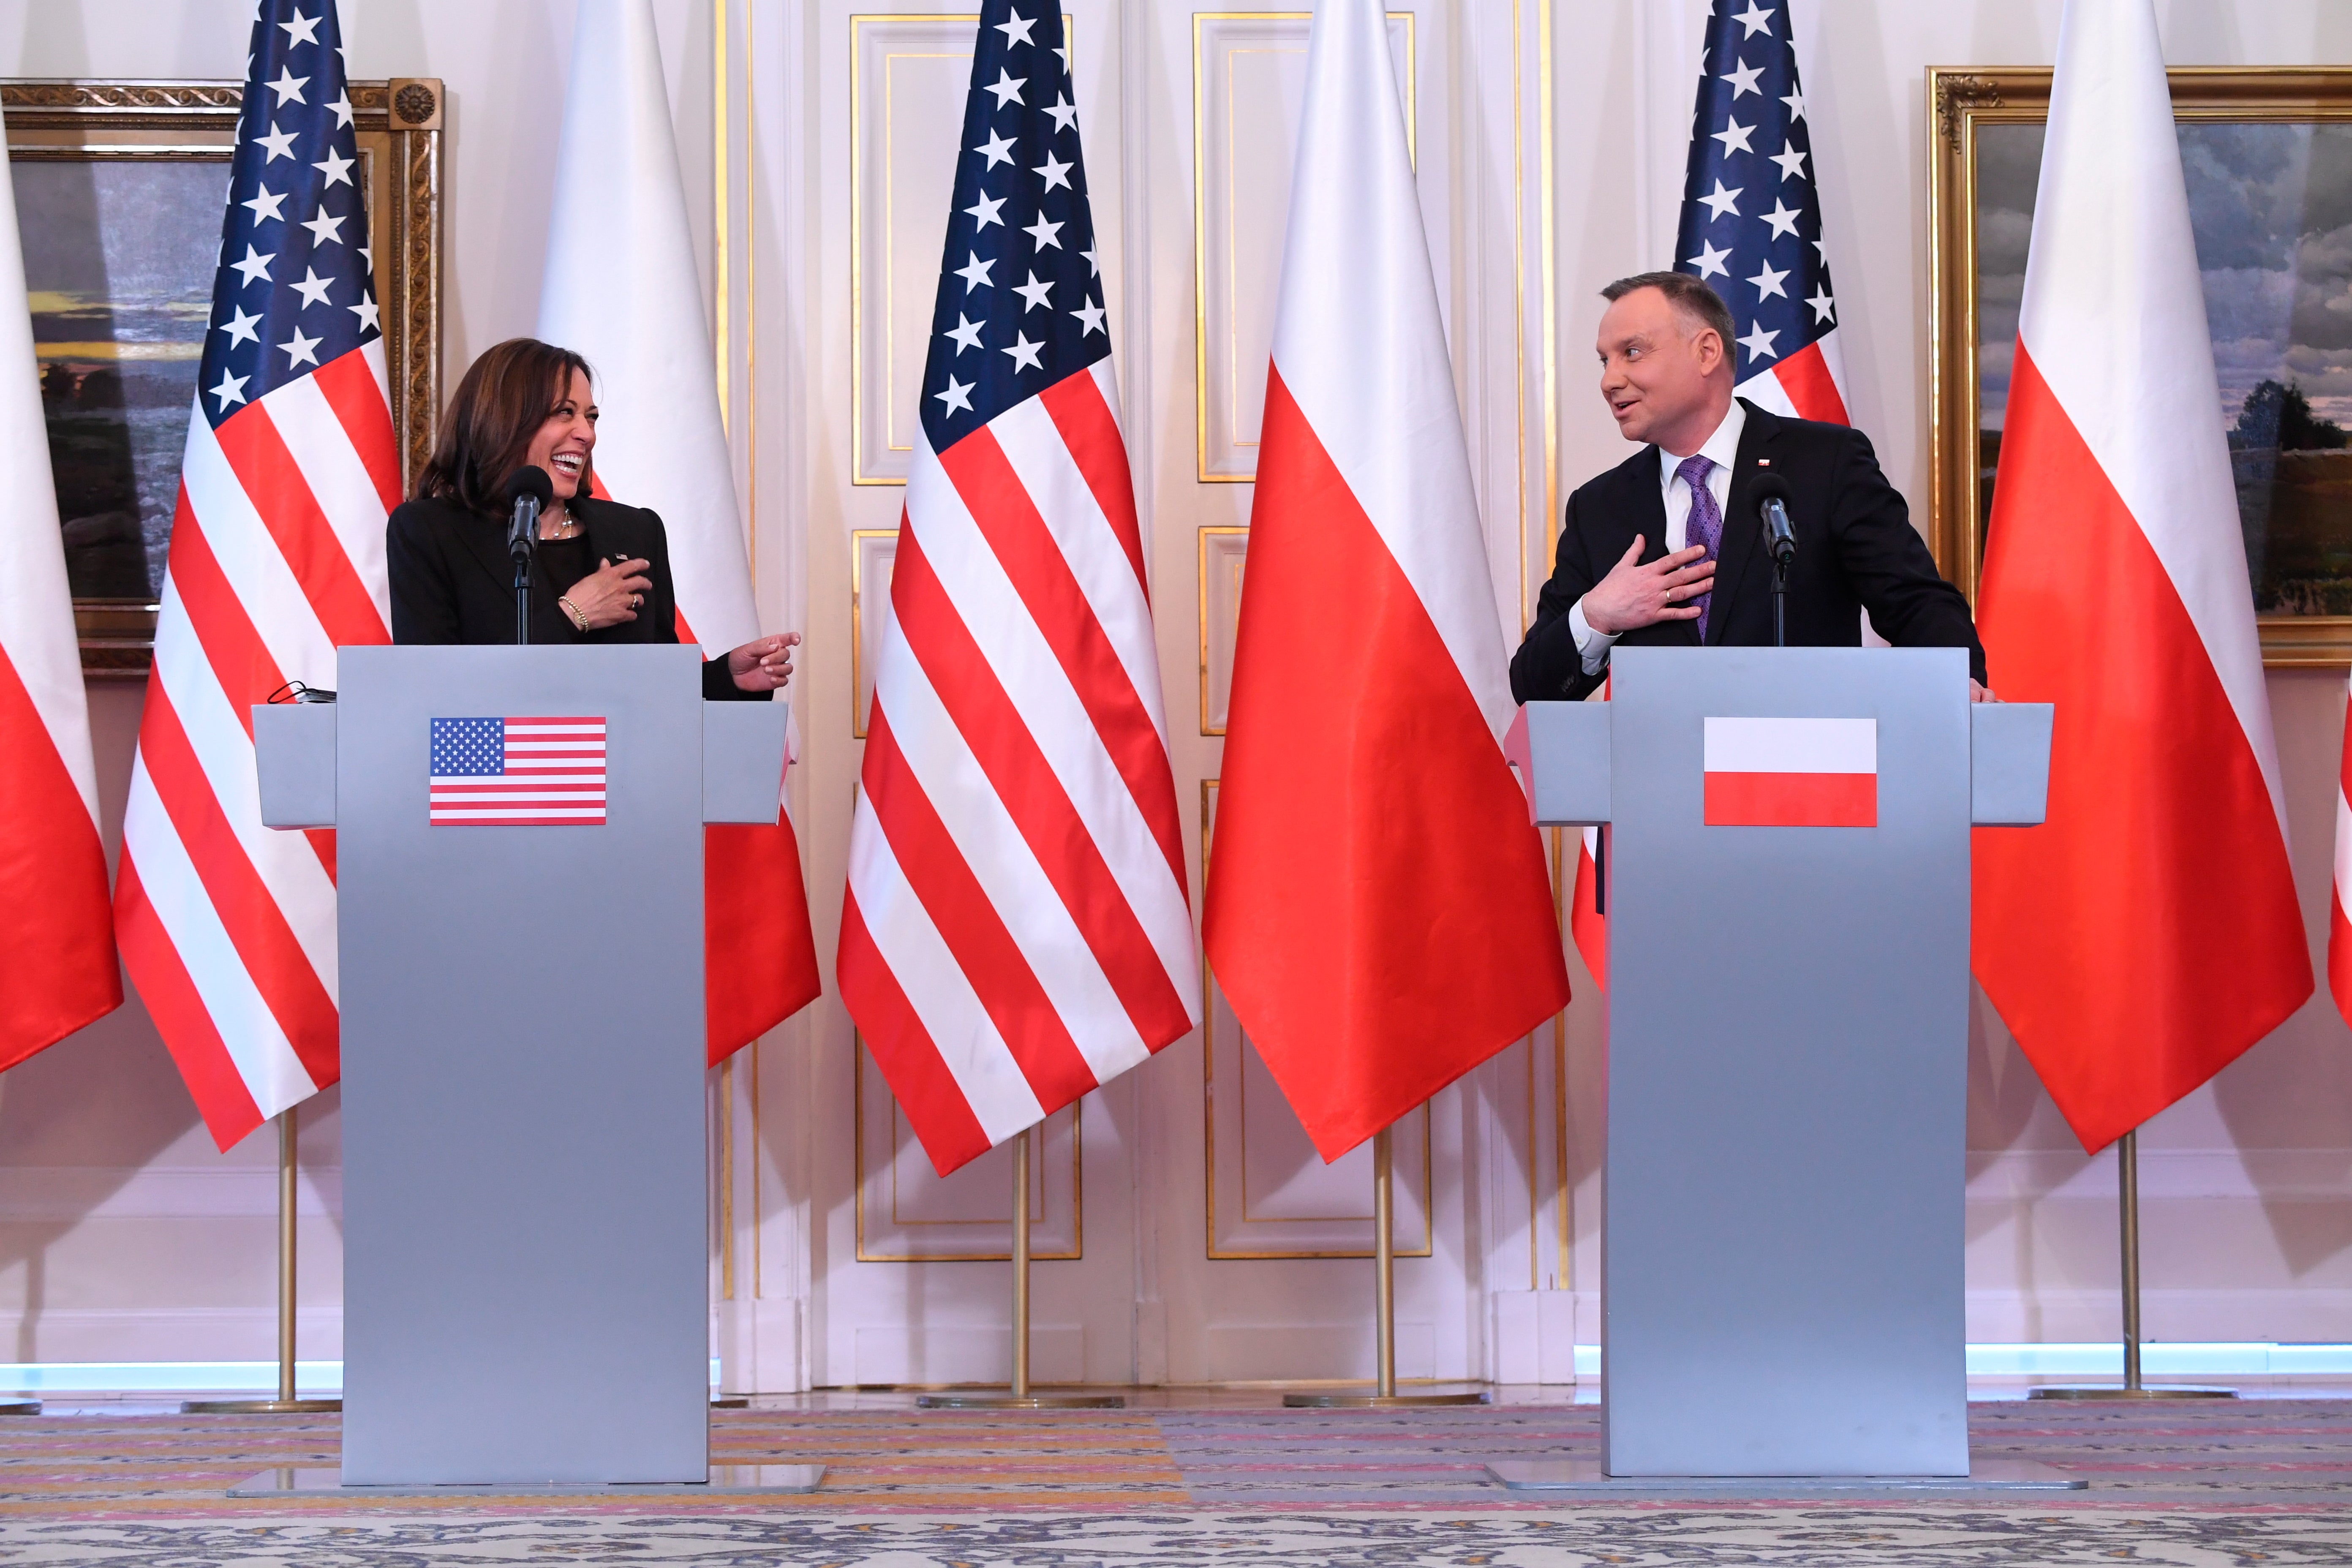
[{"x1": 385, "y1": 493, "x2": 760, "y2": 702}]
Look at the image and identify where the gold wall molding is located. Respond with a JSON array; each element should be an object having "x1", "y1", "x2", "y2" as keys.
[
  {"x1": 850, "y1": 526, "x2": 899, "y2": 737},
  {"x1": 1196, "y1": 525, "x2": 1247, "y2": 735},
  {"x1": 1191, "y1": 11, "x2": 1414, "y2": 484},
  {"x1": 852, "y1": 1038, "x2": 1083, "y2": 1262}
]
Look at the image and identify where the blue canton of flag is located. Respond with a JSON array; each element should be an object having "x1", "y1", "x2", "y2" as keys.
[
  {"x1": 1674, "y1": 0, "x2": 1848, "y2": 424},
  {"x1": 429, "y1": 718, "x2": 506, "y2": 778},
  {"x1": 201, "y1": 0, "x2": 382, "y2": 423},
  {"x1": 920, "y1": 2, "x2": 1108, "y2": 452}
]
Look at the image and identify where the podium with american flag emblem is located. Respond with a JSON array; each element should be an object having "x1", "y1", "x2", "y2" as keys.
[{"x1": 253, "y1": 645, "x2": 792, "y2": 1488}]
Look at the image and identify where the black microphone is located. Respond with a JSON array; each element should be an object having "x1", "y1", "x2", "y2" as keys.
[
  {"x1": 1753, "y1": 471, "x2": 1797, "y2": 567},
  {"x1": 502, "y1": 466, "x2": 554, "y2": 646},
  {"x1": 502, "y1": 465, "x2": 554, "y2": 562}
]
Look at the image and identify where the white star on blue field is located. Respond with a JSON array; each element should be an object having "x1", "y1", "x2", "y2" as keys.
[
  {"x1": 200, "y1": 1, "x2": 382, "y2": 421},
  {"x1": 920, "y1": 2, "x2": 1109, "y2": 453}
]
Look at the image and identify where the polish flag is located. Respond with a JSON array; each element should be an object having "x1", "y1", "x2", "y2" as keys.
[
  {"x1": 1202, "y1": 0, "x2": 1570, "y2": 1161},
  {"x1": 0, "y1": 101, "x2": 120, "y2": 1069},
  {"x1": 1972, "y1": 0, "x2": 2310, "y2": 1152},
  {"x1": 542, "y1": 0, "x2": 821, "y2": 1062},
  {"x1": 1701, "y1": 717, "x2": 1876, "y2": 828},
  {"x1": 2330, "y1": 676, "x2": 2352, "y2": 1029},
  {"x1": 1569, "y1": 683, "x2": 1607, "y2": 990}
]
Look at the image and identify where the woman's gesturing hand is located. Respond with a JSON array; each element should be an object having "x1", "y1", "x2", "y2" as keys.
[
  {"x1": 560, "y1": 556, "x2": 653, "y2": 631},
  {"x1": 728, "y1": 632, "x2": 800, "y2": 693}
]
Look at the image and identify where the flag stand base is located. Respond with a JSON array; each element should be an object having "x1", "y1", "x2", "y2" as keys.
[
  {"x1": 917, "y1": 1394, "x2": 1128, "y2": 1409},
  {"x1": 2027, "y1": 1387, "x2": 2236, "y2": 1401},
  {"x1": 1282, "y1": 1391, "x2": 1489, "y2": 1408},
  {"x1": 1281, "y1": 1124, "x2": 1489, "y2": 1412},
  {"x1": 183, "y1": 1111, "x2": 343, "y2": 1416},
  {"x1": 184, "y1": 1398, "x2": 343, "y2": 1415},
  {"x1": 915, "y1": 1129, "x2": 1125, "y2": 1414},
  {"x1": 2027, "y1": 1130, "x2": 2235, "y2": 1405}
]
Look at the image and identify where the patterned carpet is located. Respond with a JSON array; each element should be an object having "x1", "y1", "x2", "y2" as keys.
[
  {"x1": 0, "y1": 1399, "x2": 2345, "y2": 1563},
  {"x1": 2, "y1": 1510, "x2": 2351, "y2": 1565}
]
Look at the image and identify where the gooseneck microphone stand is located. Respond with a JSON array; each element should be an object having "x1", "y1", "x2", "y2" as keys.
[
  {"x1": 504, "y1": 468, "x2": 551, "y2": 645},
  {"x1": 510, "y1": 499, "x2": 539, "y2": 645},
  {"x1": 1756, "y1": 486, "x2": 1797, "y2": 649}
]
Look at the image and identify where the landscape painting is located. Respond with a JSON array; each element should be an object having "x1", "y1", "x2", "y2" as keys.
[
  {"x1": 1977, "y1": 121, "x2": 2352, "y2": 618},
  {"x1": 18, "y1": 156, "x2": 225, "y2": 601}
]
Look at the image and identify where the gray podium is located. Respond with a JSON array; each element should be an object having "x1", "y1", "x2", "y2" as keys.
[
  {"x1": 1496, "y1": 647, "x2": 2070, "y2": 1492},
  {"x1": 242, "y1": 646, "x2": 815, "y2": 1495}
]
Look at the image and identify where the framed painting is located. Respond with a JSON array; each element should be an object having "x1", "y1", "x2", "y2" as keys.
[
  {"x1": 1928, "y1": 67, "x2": 2352, "y2": 666},
  {"x1": 3, "y1": 78, "x2": 444, "y2": 674}
]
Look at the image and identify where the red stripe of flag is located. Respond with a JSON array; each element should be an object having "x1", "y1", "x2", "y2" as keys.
[
  {"x1": 1039, "y1": 369, "x2": 1149, "y2": 591},
  {"x1": 163, "y1": 493, "x2": 336, "y2": 882},
  {"x1": 310, "y1": 348, "x2": 403, "y2": 512},
  {"x1": 838, "y1": 887, "x2": 992, "y2": 1173},
  {"x1": 212, "y1": 403, "x2": 389, "y2": 648},
  {"x1": 890, "y1": 529, "x2": 1193, "y2": 1046},
  {"x1": 114, "y1": 852, "x2": 267, "y2": 1148},
  {"x1": 0, "y1": 647, "x2": 120, "y2": 1071},
  {"x1": 1702, "y1": 770, "x2": 1875, "y2": 828},
  {"x1": 134, "y1": 678, "x2": 339, "y2": 1086},
  {"x1": 938, "y1": 429, "x2": 1188, "y2": 892},
  {"x1": 860, "y1": 703, "x2": 1101, "y2": 1109},
  {"x1": 1769, "y1": 338, "x2": 1850, "y2": 426}
]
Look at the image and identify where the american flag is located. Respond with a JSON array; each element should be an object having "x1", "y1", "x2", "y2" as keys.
[
  {"x1": 1674, "y1": 0, "x2": 1849, "y2": 426},
  {"x1": 430, "y1": 717, "x2": 609, "y2": 826},
  {"x1": 837, "y1": 0, "x2": 1198, "y2": 1176},
  {"x1": 113, "y1": 0, "x2": 397, "y2": 1149},
  {"x1": 1571, "y1": 0, "x2": 1857, "y2": 996}
]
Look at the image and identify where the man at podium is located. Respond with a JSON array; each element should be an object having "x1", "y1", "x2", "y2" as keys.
[
  {"x1": 387, "y1": 338, "x2": 796, "y2": 700},
  {"x1": 1511, "y1": 273, "x2": 1989, "y2": 704}
]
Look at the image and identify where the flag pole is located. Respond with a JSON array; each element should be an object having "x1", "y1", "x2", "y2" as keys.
[
  {"x1": 1012, "y1": 1126, "x2": 1031, "y2": 1401},
  {"x1": 1287, "y1": 1115, "x2": 1487, "y2": 1408},
  {"x1": 184, "y1": 1107, "x2": 340, "y2": 1414},
  {"x1": 920, "y1": 1125, "x2": 1122, "y2": 1410},
  {"x1": 2029, "y1": 1129, "x2": 2234, "y2": 1402}
]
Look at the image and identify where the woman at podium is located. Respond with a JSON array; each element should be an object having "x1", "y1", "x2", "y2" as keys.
[{"x1": 386, "y1": 337, "x2": 795, "y2": 701}]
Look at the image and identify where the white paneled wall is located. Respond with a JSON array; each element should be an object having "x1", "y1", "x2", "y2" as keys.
[{"x1": 3, "y1": 0, "x2": 2351, "y2": 1391}]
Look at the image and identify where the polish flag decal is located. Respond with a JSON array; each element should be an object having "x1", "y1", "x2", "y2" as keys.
[{"x1": 1703, "y1": 717, "x2": 1877, "y2": 828}]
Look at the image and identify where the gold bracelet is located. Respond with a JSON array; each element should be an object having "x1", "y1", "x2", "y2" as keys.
[{"x1": 558, "y1": 596, "x2": 589, "y2": 633}]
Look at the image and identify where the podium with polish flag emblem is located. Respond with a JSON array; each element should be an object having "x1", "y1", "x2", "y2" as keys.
[
  {"x1": 1497, "y1": 647, "x2": 2060, "y2": 1488},
  {"x1": 246, "y1": 646, "x2": 814, "y2": 1494}
]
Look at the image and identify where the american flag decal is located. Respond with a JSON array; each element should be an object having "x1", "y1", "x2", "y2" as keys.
[{"x1": 429, "y1": 717, "x2": 609, "y2": 826}]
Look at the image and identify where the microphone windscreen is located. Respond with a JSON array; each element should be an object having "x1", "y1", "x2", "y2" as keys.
[
  {"x1": 1751, "y1": 471, "x2": 1794, "y2": 509},
  {"x1": 502, "y1": 465, "x2": 555, "y2": 508}
]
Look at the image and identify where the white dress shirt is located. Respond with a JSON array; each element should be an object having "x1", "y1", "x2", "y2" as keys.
[{"x1": 1566, "y1": 399, "x2": 1746, "y2": 674}]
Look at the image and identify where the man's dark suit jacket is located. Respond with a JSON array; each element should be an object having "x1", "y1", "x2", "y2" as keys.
[
  {"x1": 1511, "y1": 399, "x2": 1985, "y2": 703},
  {"x1": 385, "y1": 493, "x2": 762, "y2": 702}
]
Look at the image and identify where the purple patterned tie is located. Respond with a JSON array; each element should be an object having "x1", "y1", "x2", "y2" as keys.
[{"x1": 1677, "y1": 454, "x2": 1721, "y2": 641}]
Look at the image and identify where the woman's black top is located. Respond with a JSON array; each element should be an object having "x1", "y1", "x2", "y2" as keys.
[{"x1": 385, "y1": 493, "x2": 761, "y2": 702}]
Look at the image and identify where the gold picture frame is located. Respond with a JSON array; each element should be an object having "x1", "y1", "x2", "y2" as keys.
[
  {"x1": 5, "y1": 78, "x2": 444, "y2": 674},
  {"x1": 1929, "y1": 67, "x2": 2352, "y2": 667}
]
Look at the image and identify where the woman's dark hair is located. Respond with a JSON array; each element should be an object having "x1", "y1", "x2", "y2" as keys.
[{"x1": 416, "y1": 338, "x2": 596, "y2": 514}]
